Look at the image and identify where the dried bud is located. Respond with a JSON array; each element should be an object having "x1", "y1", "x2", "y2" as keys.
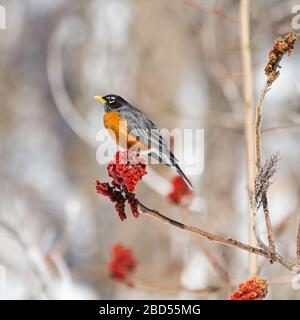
[
  {"x1": 264, "y1": 32, "x2": 298, "y2": 84},
  {"x1": 229, "y1": 278, "x2": 268, "y2": 300}
]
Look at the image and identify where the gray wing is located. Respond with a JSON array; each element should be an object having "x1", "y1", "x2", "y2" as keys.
[{"x1": 119, "y1": 107, "x2": 176, "y2": 165}]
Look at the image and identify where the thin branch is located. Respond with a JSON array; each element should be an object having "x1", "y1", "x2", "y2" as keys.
[
  {"x1": 261, "y1": 196, "x2": 276, "y2": 260},
  {"x1": 137, "y1": 202, "x2": 300, "y2": 273},
  {"x1": 253, "y1": 87, "x2": 275, "y2": 264},
  {"x1": 254, "y1": 82, "x2": 270, "y2": 170},
  {"x1": 239, "y1": 0, "x2": 257, "y2": 276},
  {"x1": 254, "y1": 32, "x2": 299, "y2": 261}
]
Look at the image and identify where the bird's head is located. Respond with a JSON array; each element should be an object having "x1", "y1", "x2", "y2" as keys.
[{"x1": 94, "y1": 94, "x2": 125, "y2": 112}]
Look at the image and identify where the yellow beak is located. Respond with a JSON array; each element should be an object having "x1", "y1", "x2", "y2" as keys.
[{"x1": 94, "y1": 96, "x2": 107, "y2": 104}]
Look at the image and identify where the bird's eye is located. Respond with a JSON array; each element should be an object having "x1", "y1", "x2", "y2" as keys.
[{"x1": 108, "y1": 97, "x2": 115, "y2": 104}]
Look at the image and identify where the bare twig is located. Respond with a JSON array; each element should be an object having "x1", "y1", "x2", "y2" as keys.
[
  {"x1": 261, "y1": 197, "x2": 276, "y2": 260},
  {"x1": 254, "y1": 113, "x2": 275, "y2": 260},
  {"x1": 137, "y1": 201, "x2": 300, "y2": 273},
  {"x1": 255, "y1": 81, "x2": 275, "y2": 261},
  {"x1": 256, "y1": 33, "x2": 298, "y2": 161},
  {"x1": 240, "y1": 0, "x2": 257, "y2": 276},
  {"x1": 254, "y1": 32, "x2": 299, "y2": 261},
  {"x1": 253, "y1": 60, "x2": 275, "y2": 261},
  {"x1": 254, "y1": 82, "x2": 270, "y2": 170}
]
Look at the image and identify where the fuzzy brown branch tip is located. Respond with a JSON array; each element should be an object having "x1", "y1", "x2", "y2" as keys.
[{"x1": 251, "y1": 152, "x2": 280, "y2": 211}]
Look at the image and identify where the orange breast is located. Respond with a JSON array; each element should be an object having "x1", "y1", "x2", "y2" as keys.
[
  {"x1": 103, "y1": 112, "x2": 148, "y2": 150},
  {"x1": 103, "y1": 112, "x2": 123, "y2": 137}
]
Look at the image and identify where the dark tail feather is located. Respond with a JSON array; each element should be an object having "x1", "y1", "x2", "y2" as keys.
[
  {"x1": 169, "y1": 152, "x2": 193, "y2": 190},
  {"x1": 150, "y1": 151, "x2": 193, "y2": 190},
  {"x1": 173, "y1": 163, "x2": 193, "y2": 190}
]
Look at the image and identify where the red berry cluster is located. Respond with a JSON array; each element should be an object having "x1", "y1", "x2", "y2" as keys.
[
  {"x1": 229, "y1": 278, "x2": 268, "y2": 300},
  {"x1": 95, "y1": 151, "x2": 146, "y2": 221},
  {"x1": 108, "y1": 244, "x2": 137, "y2": 284},
  {"x1": 108, "y1": 151, "x2": 147, "y2": 192},
  {"x1": 167, "y1": 176, "x2": 193, "y2": 206}
]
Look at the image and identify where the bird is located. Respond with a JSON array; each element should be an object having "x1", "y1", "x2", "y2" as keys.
[{"x1": 94, "y1": 94, "x2": 193, "y2": 190}]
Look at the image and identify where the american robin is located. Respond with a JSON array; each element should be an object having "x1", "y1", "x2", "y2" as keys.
[{"x1": 94, "y1": 94, "x2": 193, "y2": 190}]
